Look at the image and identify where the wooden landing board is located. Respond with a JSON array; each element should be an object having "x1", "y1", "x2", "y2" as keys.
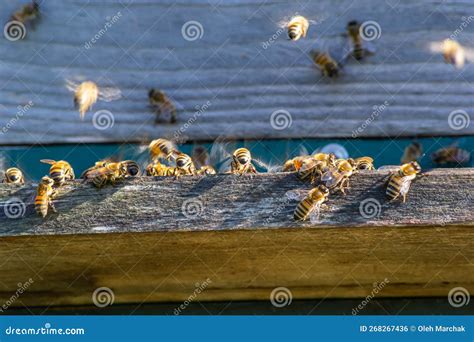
[
  {"x1": 0, "y1": 0, "x2": 473, "y2": 145},
  {"x1": 0, "y1": 169, "x2": 472, "y2": 308}
]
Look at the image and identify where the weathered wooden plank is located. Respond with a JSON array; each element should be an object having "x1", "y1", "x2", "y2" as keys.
[
  {"x1": 0, "y1": 0, "x2": 473, "y2": 144},
  {"x1": 0, "y1": 169, "x2": 472, "y2": 308}
]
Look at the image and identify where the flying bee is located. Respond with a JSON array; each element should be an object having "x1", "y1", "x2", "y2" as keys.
[
  {"x1": 353, "y1": 156, "x2": 375, "y2": 170},
  {"x1": 346, "y1": 20, "x2": 376, "y2": 61},
  {"x1": 149, "y1": 89, "x2": 177, "y2": 124},
  {"x1": 286, "y1": 15, "x2": 310, "y2": 41},
  {"x1": 145, "y1": 161, "x2": 176, "y2": 177},
  {"x1": 287, "y1": 185, "x2": 330, "y2": 223},
  {"x1": 149, "y1": 138, "x2": 179, "y2": 162},
  {"x1": 11, "y1": 1, "x2": 40, "y2": 28},
  {"x1": 3, "y1": 167, "x2": 25, "y2": 184},
  {"x1": 231, "y1": 148, "x2": 257, "y2": 175},
  {"x1": 443, "y1": 39, "x2": 465, "y2": 69},
  {"x1": 192, "y1": 145, "x2": 217, "y2": 175},
  {"x1": 401, "y1": 142, "x2": 423, "y2": 164},
  {"x1": 320, "y1": 158, "x2": 356, "y2": 193},
  {"x1": 385, "y1": 161, "x2": 421, "y2": 202},
  {"x1": 310, "y1": 50, "x2": 340, "y2": 78},
  {"x1": 431, "y1": 144, "x2": 471, "y2": 166},
  {"x1": 173, "y1": 152, "x2": 197, "y2": 178},
  {"x1": 40, "y1": 159, "x2": 75, "y2": 187},
  {"x1": 35, "y1": 176, "x2": 57, "y2": 218},
  {"x1": 86, "y1": 160, "x2": 140, "y2": 188},
  {"x1": 66, "y1": 80, "x2": 122, "y2": 120}
]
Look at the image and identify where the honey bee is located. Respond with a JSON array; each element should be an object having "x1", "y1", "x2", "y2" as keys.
[
  {"x1": 173, "y1": 152, "x2": 197, "y2": 177},
  {"x1": 311, "y1": 50, "x2": 340, "y2": 78},
  {"x1": 80, "y1": 160, "x2": 110, "y2": 179},
  {"x1": 231, "y1": 148, "x2": 257, "y2": 175},
  {"x1": 3, "y1": 167, "x2": 25, "y2": 184},
  {"x1": 66, "y1": 80, "x2": 121, "y2": 120},
  {"x1": 401, "y1": 142, "x2": 423, "y2": 164},
  {"x1": 386, "y1": 161, "x2": 421, "y2": 202},
  {"x1": 346, "y1": 20, "x2": 376, "y2": 61},
  {"x1": 149, "y1": 89, "x2": 177, "y2": 124},
  {"x1": 192, "y1": 145, "x2": 216, "y2": 175},
  {"x1": 287, "y1": 185, "x2": 330, "y2": 223},
  {"x1": 40, "y1": 159, "x2": 75, "y2": 187},
  {"x1": 443, "y1": 39, "x2": 465, "y2": 69},
  {"x1": 35, "y1": 176, "x2": 57, "y2": 218},
  {"x1": 197, "y1": 165, "x2": 217, "y2": 176},
  {"x1": 353, "y1": 156, "x2": 375, "y2": 170},
  {"x1": 85, "y1": 160, "x2": 140, "y2": 188},
  {"x1": 11, "y1": 1, "x2": 40, "y2": 26},
  {"x1": 149, "y1": 138, "x2": 179, "y2": 162},
  {"x1": 145, "y1": 161, "x2": 176, "y2": 177},
  {"x1": 287, "y1": 15, "x2": 310, "y2": 41},
  {"x1": 320, "y1": 158, "x2": 356, "y2": 193},
  {"x1": 431, "y1": 145, "x2": 471, "y2": 166},
  {"x1": 295, "y1": 153, "x2": 336, "y2": 183}
]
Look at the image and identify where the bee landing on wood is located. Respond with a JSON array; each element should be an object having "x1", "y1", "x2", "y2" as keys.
[
  {"x1": 345, "y1": 20, "x2": 376, "y2": 61},
  {"x1": 145, "y1": 161, "x2": 176, "y2": 177},
  {"x1": 40, "y1": 159, "x2": 75, "y2": 187},
  {"x1": 84, "y1": 160, "x2": 140, "y2": 188},
  {"x1": 3, "y1": 167, "x2": 25, "y2": 184},
  {"x1": 287, "y1": 185, "x2": 330, "y2": 223},
  {"x1": 231, "y1": 148, "x2": 257, "y2": 175},
  {"x1": 173, "y1": 152, "x2": 197, "y2": 178},
  {"x1": 149, "y1": 89, "x2": 177, "y2": 124},
  {"x1": 294, "y1": 153, "x2": 336, "y2": 184},
  {"x1": 66, "y1": 80, "x2": 122, "y2": 120},
  {"x1": 310, "y1": 50, "x2": 340, "y2": 78},
  {"x1": 35, "y1": 176, "x2": 57, "y2": 218},
  {"x1": 149, "y1": 138, "x2": 179, "y2": 162},
  {"x1": 385, "y1": 161, "x2": 421, "y2": 203},
  {"x1": 353, "y1": 156, "x2": 375, "y2": 170},
  {"x1": 320, "y1": 158, "x2": 356, "y2": 194}
]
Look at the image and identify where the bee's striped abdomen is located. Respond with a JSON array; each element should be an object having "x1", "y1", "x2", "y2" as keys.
[
  {"x1": 294, "y1": 197, "x2": 314, "y2": 221},
  {"x1": 386, "y1": 174, "x2": 403, "y2": 200},
  {"x1": 35, "y1": 193, "x2": 48, "y2": 218}
]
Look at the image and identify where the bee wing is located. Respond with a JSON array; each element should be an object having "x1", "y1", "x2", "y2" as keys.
[
  {"x1": 399, "y1": 177, "x2": 413, "y2": 197},
  {"x1": 364, "y1": 41, "x2": 377, "y2": 56},
  {"x1": 252, "y1": 158, "x2": 281, "y2": 173},
  {"x1": 321, "y1": 170, "x2": 341, "y2": 188},
  {"x1": 86, "y1": 167, "x2": 115, "y2": 178},
  {"x1": 209, "y1": 140, "x2": 234, "y2": 169},
  {"x1": 65, "y1": 79, "x2": 79, "y2": 93},
  {"x1": 98, "y1": 87, "x2": 122, "y2": 102},
  {"x1": 309, "y1": 203, "x2": 322, "y2": 224},
  {"x1": 285, "y1": 189, "x2": 308, "y2": 201},
  {"x1": 40, "y1": 159, "x2": 56, "y2": 165}
]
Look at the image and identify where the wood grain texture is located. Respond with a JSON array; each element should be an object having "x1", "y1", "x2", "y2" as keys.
[
  {"x1": 0, "y1": 0, "x2": 473, "y2": 144},
  {"x1": 0, "y1": 169, "x2": 473, "y2": 308}
]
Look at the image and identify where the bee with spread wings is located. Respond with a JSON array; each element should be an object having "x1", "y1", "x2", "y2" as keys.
[{"x1": 66, "y1": 80, "x2": 122, "y2": 120}]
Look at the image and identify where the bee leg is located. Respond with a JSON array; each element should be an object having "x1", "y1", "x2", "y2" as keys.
[
  {"x1": 49, "y1": 200, "x2": 57, "y2": 213},
  {"x1": 402, "y1": 193, "x2": 407, "y2": 203}
]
